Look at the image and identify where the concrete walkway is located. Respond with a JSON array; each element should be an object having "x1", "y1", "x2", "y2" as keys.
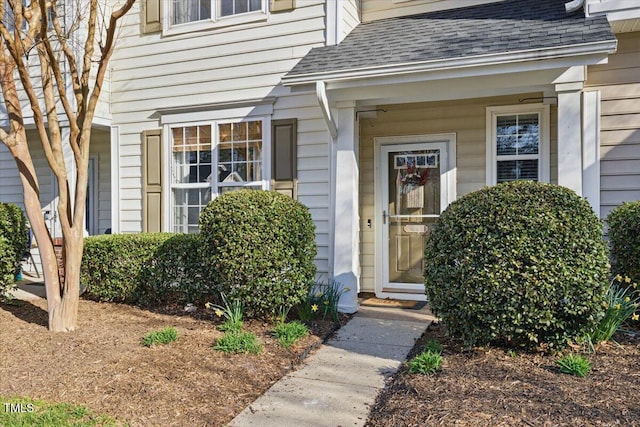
[{"x1": 229, "y1": 304, "x2": 434, "y2": 427}]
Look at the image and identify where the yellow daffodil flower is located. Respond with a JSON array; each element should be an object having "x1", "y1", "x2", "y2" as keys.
[
  {"x1": 215, "y1": 309, "x2": 224, "y2": 317},
  {"x1": 616, "y1": 274, "x2": 623, "y2": 282},
  {"x1": 614, "y1": 304, "x2": 621, "y2": 310},
  {"x1": 311, "y1": 304, "x2": 319, "y2": 312},
  {"x1": 625, "y1": 297, "x2": 631, "y2": 302},
  {"x1": 632, "y1": 313, "x2": 639, "y2": 321},
  {"x1": 625, "y1": 276, "x2": 632, "y2": 284}
]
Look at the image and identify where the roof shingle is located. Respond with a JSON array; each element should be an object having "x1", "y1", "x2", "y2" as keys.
[{"x1": 285, "y1": 0, "x2": 616, "y2": 78}]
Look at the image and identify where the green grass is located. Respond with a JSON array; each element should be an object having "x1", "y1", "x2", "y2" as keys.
[
  {"x1": 0, "y1": 396, "x2": 122, "y2": 426},
  {"x1": 213, "y1": 331, "x2": 262, "y2": 354},
  {"x1": 141, "y1": 326, "x2": 178, "y2": 347},
  {"x1": 423, "y1": 339, "x2": 442, "y2": 354},
  {"x1": 273, "y1": 321, "x2": 309, "y2": 348},
  {"x1": 557, "y1": 353, "x2": 591, "y2": 378},
  {"x1": 408, "y1": 350, "x2": 443, "y2": 375}
]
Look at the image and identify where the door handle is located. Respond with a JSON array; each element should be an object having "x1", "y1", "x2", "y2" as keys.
[{"x1": 382, "y1": 210, "x2": 387, "y2": 224}]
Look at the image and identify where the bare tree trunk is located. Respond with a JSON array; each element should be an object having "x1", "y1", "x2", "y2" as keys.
[{"x1": 9, "y1": 134, "x2": 71, "y2": 330}]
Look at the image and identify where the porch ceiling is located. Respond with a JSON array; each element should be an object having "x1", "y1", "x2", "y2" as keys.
[{"x1": 283, "y1": 0, "x2": 617, "y2": 86}]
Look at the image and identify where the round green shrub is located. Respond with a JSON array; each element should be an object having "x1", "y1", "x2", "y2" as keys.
[
  {"x1": 0, "y1": 203, "x2": 28, "y2": 276},
  {"x1": 0, "y1": 236, "x2": 16, "y2": 297},
  {"x1": 199, "y1": 190, "x2": 317, "y2": 318},
  {"x1": 424, "y1": 181, "x2": 609, "y2": 349},
  {"x1": 137, "y1": 233, "x2": 212, "y2": 306},
  {"x1": 607, "y1": 201, "x2": 640, "y2": 286}
]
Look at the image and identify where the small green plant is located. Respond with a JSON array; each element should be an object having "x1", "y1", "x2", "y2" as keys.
[
  {"x1": 273, "y1": 321, "x2": 309, "y2": 348},
  {"x1": 408, "y1": 350, "x2": 442, "y2": 375},
  {"x1": 507, "y1": 349, "x2": 518, "y2": 358},
  {"x1": 557, "y1": 353, "x2": 591, "y2": 378},
  {"x1": 589, "y1": 276, "x2": 640, "y2": 346},
  {"x1": 424, "y1": 339, "x2": 441, "y2": 354},
  {"x1": 297, "y1": 279, "x2": 348, "y2": 322},
  {"x1": 213, "y1": 331, "x2": 262, "y2": 354},
  {"x1": 141, "y1": 326, "x2": 178, "y2": 347},
  {"x1": 206, "y1": 293, "x2": 244, "y2": 332}
]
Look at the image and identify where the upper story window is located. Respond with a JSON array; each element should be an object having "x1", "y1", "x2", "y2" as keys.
[
  {"x1": 171, "y1": 0, "x2": 211, "y2": 25},
  {"x1": 486, "y1": 104, "x2": 550, "y2": 185},
  {"x1": 220, "y1": 0, "x2": 262, "y2": 17},
  {"x1": 168, "y1": 0, "x2": 265, "y2": 32}
]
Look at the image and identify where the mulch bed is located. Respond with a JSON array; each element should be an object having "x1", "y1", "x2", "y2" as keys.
[
  {"x1": 0, "y1": 297, "x2": 344, "y2": 426},
  {"x1": 366, "y1": 322, "x2": 640, "y2": 427}
]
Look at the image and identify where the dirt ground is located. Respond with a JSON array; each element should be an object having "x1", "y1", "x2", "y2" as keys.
[
  {"x1": 0, "y1": 297, "x2": 341, "y2": 426},
  {"x1": 367, "y1": 322, "x2": 640, "y2": 427}
]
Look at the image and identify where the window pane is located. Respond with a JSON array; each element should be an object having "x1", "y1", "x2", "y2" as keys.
[
  {"x1": 220, "y1": 0, "x2": 234, "y2": 16},
  {"x1": 172, "y1": 0, "x2": 210, "y2": 24},
  {"x1": 172, "y1": 188, "x2": 211, "y2": 233},
  {"x1": 217, "y1": 120, "x2": 263, "y2": 187},
  {"x1": 497, "y1": 135, "x2": 516, "y2": 156},
  {"x1": 235, "y1": 0, "x2": 248, "y2": 14},
  {"x1": 518, "y1": 133, "x2": 539, "y2": 154},
  {"x1": 220, "y1": 0, "x2": 260, "y2": 16},
  {"x1": 497, "y1": 160, "x2": 538, "y2": 183},
  {"x1": 497, "y1": 115, "x2": 517, "y2": 136},
  {"x1": 250, "y1": 0, "x2": 261, "y2": 11},
  {"x1": 171, "y1": 125, "x2": 212, "y2": 184}
]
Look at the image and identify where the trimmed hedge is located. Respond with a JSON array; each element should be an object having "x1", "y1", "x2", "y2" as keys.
[
  {"x1": 607, "y1": 201, "x2": 640, "y2": 286},
  {"x1": 81, "y1": 233, "x2": 175, "y2": 303},
  {"x1": 81, "y1": 233, "x2": 211, "y2": 305},
  {"x1": 0, "y1": 236, "x2": 15, "y2": 296},
  {"x1": 424, "y1": 181, "x2": 609, "y2": 349},
  {"x1": 200, "y1": 190, "x2": 317, "y2": 318},
  {"x1": 138, "y1": 233, "x2": 212, "y2": 306},
  {"x1": 0, "y1": 203, "x2": 28, "y2": 276}
]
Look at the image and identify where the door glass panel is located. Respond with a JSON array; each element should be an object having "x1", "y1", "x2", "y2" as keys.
[{"x1": 387, "y1": 149, "x2": 440, "y2": 284}]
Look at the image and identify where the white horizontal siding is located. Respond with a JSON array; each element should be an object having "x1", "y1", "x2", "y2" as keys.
[
  {"x1": 586, "y1": 32, "x2": 640, "y2": 218},
  {"x1": 361, "y1": 0, "x2": 503, "y2": 22},
  {"x1": 111, "y1": 2, "x2": 329, "y2": 275}
]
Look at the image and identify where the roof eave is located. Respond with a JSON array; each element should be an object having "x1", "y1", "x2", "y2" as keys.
[{"x1": 282, "y1": 40, "x2": 618, "y2": 86}]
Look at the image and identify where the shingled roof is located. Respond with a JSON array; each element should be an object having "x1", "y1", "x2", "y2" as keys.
[{"x1": 284, "y1": 0, "x2": 616, "y2": 82}]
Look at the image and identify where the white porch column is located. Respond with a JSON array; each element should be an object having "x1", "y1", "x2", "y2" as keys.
[
  {"x1": 110, "y1": 126, "x2": 120, "y2": 233},
  {"x1": 332, "y1": 103, "x2": 360, "y2": 314},
  {"x1": 582, "y1": 91, "x2": 601, "y2": 215},
  {"x1": 555, "y1": 70, "x2": 585, "y2": 195}
]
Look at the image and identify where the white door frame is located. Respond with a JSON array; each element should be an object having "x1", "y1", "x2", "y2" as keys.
[{"x1": 374, "y1": 133, "x2": 457, "y2": 301}]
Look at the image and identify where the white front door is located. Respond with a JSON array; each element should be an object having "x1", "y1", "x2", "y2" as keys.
[{"x1": 376, "y1": 135, "x2": 456, "y2": 300}]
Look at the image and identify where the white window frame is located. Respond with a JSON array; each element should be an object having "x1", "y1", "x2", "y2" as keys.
[
  {"x1": 486, "y1": 104, "x2": 550, "y2": 185},
  {"x1": 163, "y1": 0, "x2": 267, "y2": 35},
  {"x1": 165, "y1": 116, "x2": 271, "y2": 233}
]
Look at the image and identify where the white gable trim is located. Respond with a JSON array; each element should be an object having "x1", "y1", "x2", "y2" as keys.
[{"x1": 282, "y1": 41, "x2": 616, "y2": 86}]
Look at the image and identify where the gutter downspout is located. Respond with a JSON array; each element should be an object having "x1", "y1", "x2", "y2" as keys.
[
  {"x1": 316, "y1": 81, "x2": 338, "y2": 140},
  {"x1": 565, "y1": 0, "x2": 585, "y2": 13}
]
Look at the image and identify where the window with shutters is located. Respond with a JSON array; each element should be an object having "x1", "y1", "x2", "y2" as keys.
[
  {"x1": 486, "y1": 104, "x2": 550, "y2": 185},
  {"x1": 169, "y1": 118, "x2": 268, "y2": 233},
  {"x1": 164, "y1": 0, "x2": 266, "y2": 34}
]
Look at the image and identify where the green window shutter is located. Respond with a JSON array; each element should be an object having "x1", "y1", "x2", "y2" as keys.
[
  {"x1": 142, "y1": 129, "x2": 163, "y2": 232},
  {"x1": 142, "y1": 0, "x2": 161, "y2": 34},
  {"x1": 270, "y1": 0, "x2": 295, "y2": 13},
  {"x1": 271, "y1": 119, "x2": 298, "y2": 199}
]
